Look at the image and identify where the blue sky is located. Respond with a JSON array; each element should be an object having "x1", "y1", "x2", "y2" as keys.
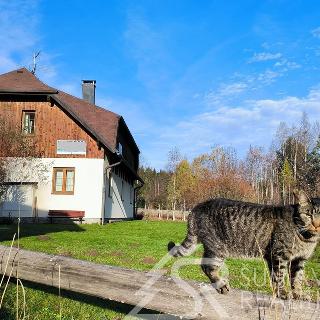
[{"x1": 1, "y1": 0, "x2": 320, "y2": 169}]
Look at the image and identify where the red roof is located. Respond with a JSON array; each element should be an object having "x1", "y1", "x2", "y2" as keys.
[
  {"x1": 0, "y1": 68, "x2": 57, "y2": 94},
  {"x1": 0, "y1": 68, "x2": 131, "y2": 153}
]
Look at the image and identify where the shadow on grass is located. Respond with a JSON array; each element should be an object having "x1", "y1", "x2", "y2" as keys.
[
  {"x1": 0, "y1": 307, "x2": 13, "y2": 320},
  {"x1": 0, "y1": 222, "x2": 84, "y2": 242},
  {"x1": 11, "y1": 280, "x2": 180, "y2": 319}
]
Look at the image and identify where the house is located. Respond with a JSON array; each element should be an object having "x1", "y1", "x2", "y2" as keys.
[{"x1": 0, "y1": 68, "x2": 143, "y2": 223}]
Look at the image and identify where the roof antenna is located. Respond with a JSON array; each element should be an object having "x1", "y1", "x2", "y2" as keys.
[{"x1": 31, "y1": 51, "x2": 41, "y2": 75}]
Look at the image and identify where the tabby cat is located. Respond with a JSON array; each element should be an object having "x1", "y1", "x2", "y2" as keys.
[{"x1": 168, "y1": 190, "x2": 320, "y2": 299}]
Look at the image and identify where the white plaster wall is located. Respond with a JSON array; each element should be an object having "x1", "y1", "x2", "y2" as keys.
[
  {"x1": 0, "y1": 184, "x2": 35, "y2": 217},
  {"x1": 104, "y1": 172, "x2": 134, "y2": 219},
  {"x1": 5, "y1": 158, "x2": 105, "y2": 220}
]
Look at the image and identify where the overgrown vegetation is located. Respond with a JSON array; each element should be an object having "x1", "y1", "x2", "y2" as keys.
[
  {"x1": 138, "y1": 112, "x2": 320, "y2": 210},
  {"x1": 0, "y1": 222, "x2": 319, "y2": 319}
]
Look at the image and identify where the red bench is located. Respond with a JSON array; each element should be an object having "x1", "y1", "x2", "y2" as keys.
[{"x1": 48, "y1": 210, "x2": 85, "y2": 224}]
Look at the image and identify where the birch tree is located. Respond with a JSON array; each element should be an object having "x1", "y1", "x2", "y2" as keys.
[{"x1": 166, "y1": 147, "x2": 182, "y2": 212}]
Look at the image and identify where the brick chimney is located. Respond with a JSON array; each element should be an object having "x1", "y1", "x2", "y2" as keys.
[{"x1": 82, "y1": 80, "x2": 96, "y2": 105}]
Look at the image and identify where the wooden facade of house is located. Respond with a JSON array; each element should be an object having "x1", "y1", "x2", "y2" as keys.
[{"x1": 0, "y1": 97, "x2": 104, "y2": 159}]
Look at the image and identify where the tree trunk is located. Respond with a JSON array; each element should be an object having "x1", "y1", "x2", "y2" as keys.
[{"x1": 294, "y1": 139, "x2": 297, "y2": 183}]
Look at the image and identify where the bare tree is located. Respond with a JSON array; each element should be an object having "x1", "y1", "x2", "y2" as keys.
[
  {"x1": 138, "y1": 112, "x2": 320, "y2": 210},
  {"x1": 0, "y1": 115, "x2": 47, "y2": 202},
  {"x1": 166, "y1": 147, "x2": 183, "y2": 212}
]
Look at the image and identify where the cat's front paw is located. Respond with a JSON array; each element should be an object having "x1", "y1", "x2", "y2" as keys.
[
  {"x1": 292, "y1": 290, "x2": 311, "y2": 301},
  {"x1": 275, "y1": 289, "x2": 291, "y2": 300},
  {"x1": 292, "y1": 291, "x2": 301, "y2": 300},
  {"x1": 212, "y1": 279, "x2": 230, "y2": 294},
  {"x1": 218, "y1": 285, "x2": 230, "y2": 294}
]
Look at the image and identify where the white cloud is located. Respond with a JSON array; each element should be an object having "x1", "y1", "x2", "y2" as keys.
[
  {"x1": 155, "y1": 86, "x2": 320, "y2": 166},
  {"x1": 0, "y1": 0, "x2": 39, "y2": 73},
  {"x1": 205, "y1": 82, "x2": 248, "y2": 106},
  {"x1": 249, "y1": 52, "x2": 282, "y2": 63},
  {"x1": 311, "y1": 27, "x2": 320, "y2": 38},
  {"x1": 205, "y1": 53, "x2": 300, "y2": 108},
  {"x1": 257, "y1": 69, "x2": 282, "y2": 85},
  {"x1": 219, "y1": 83, "x2": 248, "y2": 96},
  {"x1": 0, "y1": 1, "x2": 67, "y2": 91},
  {"x1": 0, "y1": 0, "x2": 60, "y2": 85},
  {"x1": 274, "y1": 58, "x2": 301, "y2": 71},
  {"x1": 205, "y1": 69, "x2": 283, "y2": 107},
  {"x1": 207, "y1": 56, "x2": 301, "y2": 105}
]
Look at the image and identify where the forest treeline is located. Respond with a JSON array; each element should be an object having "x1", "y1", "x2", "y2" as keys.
[{"x1": 138, "y1": 113, "x2": 320, "y2": 210}]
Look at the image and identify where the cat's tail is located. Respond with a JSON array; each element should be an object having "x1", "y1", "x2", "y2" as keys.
[{"x1": 168, "y1": 212, "x2": 197, "y2": 257}]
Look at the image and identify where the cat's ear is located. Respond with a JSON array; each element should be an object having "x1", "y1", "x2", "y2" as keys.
[{"x1": 293, "y1": 189, "x2": 310, "y2": 207}]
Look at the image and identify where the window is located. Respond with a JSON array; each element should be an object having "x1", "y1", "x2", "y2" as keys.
[
  {"x1": 52, "y1": 168, "x2": 75, "y2": 195},
  {"x1": 22, "y1": 111, "x2": 35, "y2": 135}
]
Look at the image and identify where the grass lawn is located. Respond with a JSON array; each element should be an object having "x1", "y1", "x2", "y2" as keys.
[{"x1": 0, "y1": 221, "x2": 319, "y2": 319}]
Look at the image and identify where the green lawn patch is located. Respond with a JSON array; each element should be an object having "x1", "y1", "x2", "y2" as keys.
[{"x1": 0, "y1": 221, "x2": 319, "y2": 319}]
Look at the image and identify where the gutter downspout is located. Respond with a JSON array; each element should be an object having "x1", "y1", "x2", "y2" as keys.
[
  {"x1": 100, "y1": 159, "x2": 123, "y2": 225},
  {"x1": 133, "y1": 180, "x2": 144, "y2": 219}
]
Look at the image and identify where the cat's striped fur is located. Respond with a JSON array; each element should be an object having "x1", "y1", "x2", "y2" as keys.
[{"x1": 168, "y1": 190, "x2": 320, "y2": 298}]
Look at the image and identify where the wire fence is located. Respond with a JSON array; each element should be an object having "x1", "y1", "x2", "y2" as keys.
[{"x1": 137, "y1": 208, "x2": 191, "y2": 221}]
